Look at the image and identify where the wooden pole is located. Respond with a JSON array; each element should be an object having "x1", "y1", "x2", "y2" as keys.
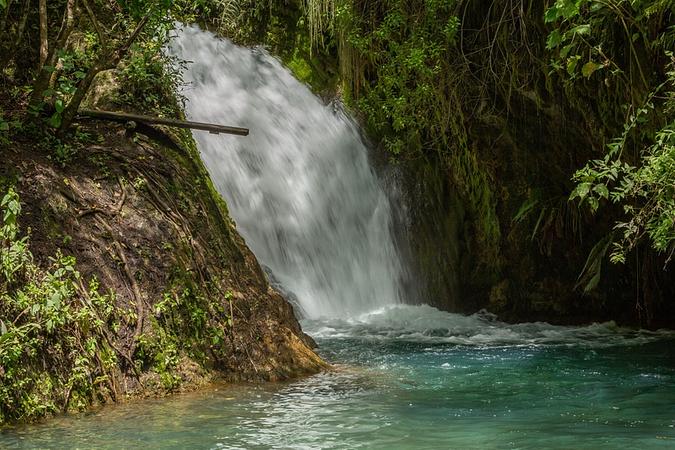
[{"x1": 77, "y1": 109, "x2": 249, "y2": 136}]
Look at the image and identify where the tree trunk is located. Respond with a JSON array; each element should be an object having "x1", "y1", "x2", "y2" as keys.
[
  {"x1": 29, "y1": 0, "x2": 77, "y2": 112},
  {"x1": 38, "y1": 0, "x2": 48, "y2": 67},
  {"x1": 58, "y1": 59, "x2": 105, "y2": 131}
]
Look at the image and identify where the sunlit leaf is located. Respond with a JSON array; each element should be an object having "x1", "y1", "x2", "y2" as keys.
[{"x1": 581, "y1": 61, "x2": 603, "y2": 78}]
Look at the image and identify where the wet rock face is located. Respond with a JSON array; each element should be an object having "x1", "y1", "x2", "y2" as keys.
[
  {"x1": 390, "y1": 105, "x2": 594, "y2": 321},
  {"x1": 389, "y1": 159, "x2": 468, "y2": 313},
  {"x1": 82, "y1": 69, "x2": 120, "y2": 110},
  {"x1": 393, "y1": 92, "x2": 675, "y2": 327}
]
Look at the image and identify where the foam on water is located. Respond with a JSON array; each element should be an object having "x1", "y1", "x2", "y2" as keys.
[{"x1": 303, "y1": 304, "x2": 675, "y2": 347}]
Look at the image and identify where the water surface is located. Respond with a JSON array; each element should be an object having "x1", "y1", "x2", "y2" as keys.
[{"x1": 3, "y1": 305, "x2": 675, "y2": 449}]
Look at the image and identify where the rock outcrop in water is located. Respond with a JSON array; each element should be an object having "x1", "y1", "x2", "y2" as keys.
[{"x1": 0, "y1": 118, "x2": 326, "y2": 425}]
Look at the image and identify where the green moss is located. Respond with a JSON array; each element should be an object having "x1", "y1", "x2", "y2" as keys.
[
  {"x1": 286, "y1": 53, "x2": 314, "y2": 85},
  {"x1": 132, "y1": 256, "x2": 235, "y2": 390},
  {"x1": 280, "y1": 31, "x2": 338, "y2": 92}
]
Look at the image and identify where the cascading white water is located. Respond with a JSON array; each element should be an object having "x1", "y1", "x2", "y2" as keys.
[{"x1": 169, "y1": 25, "x2": 406, "y2": 319}]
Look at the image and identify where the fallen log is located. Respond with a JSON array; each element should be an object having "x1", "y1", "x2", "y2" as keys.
[{"x1": 77, "y1": 108, "x2": 249, "y2": 136}]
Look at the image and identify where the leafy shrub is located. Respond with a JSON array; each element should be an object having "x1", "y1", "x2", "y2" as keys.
[
  {"x1": 549, "y1": 1, "x2": 675, "y2": 264},
  {"x1": 0, "y1": 188, "x2": 118, "y2": 424},
  {"x1": 571, "y1": 63, "x2": 675, "y2": 263}
]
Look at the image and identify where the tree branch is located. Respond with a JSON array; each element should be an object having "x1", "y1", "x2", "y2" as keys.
[
  {"x1": 81, "y1": 0, "x2": 106, "y2": 49},
  {"x1": 29, "y1": 0, "x2": 78, "y2": 111},
  {"x1": 59, "y1": 12, "x2": 152, "y2": 132}
]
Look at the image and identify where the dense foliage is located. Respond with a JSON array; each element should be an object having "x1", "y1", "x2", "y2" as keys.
[
  {"x1": 545, "y1": 0, "x2": 675, "y2": 264},
  {"x1": 0, "y1": 188, "x2": 119, "y2": 423},
  {"x1": 0, "y1": 0, "x2": 185, "y2": 135}
]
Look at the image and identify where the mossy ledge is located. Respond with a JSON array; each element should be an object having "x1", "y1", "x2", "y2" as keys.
[{"x1": 0, "y1": 119, "x2": 326, "y2": 426}]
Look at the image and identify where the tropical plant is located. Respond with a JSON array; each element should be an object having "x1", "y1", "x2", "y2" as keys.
[{"x1": 0, "y1": 188, "x2": 120, "y2": 424}]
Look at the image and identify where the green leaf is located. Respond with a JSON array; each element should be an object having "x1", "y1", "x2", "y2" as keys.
[
  {"x1": 559, "y1": 0, "x2": 580, "y2": 19},
  {"x1": 544, "y1": 6, "x2": 560, "y2": 23},
  {"x1": 570, "y1": 24, "x2": 591, "y2": 36},
  {"x1": 584, "y1": 269, "x2": 601, "y2": 292},
  {"x1": 0, "y1": 331, "x2": 14, "y2": 345},
  {"x1": 514, "y1": 196, "x2": 540, "y2": 223},
  {"x1": 47, "y1": 292, "x2": 62, "y2": 309},
  {"x1": 531, "y1": 207, "x2": 547, "y2": 240},
  {"x1": 576, "y1": 233, "x2": 613, "y2": 292},
  {"x1": 573, "y1": 182, "x2": 592, "y2": 200},
  {"x1": 587, "y1": 196, "x2": 599, "y2": 212},
  {"x1": 560, "y1": 44, "x2": 574, "y2": 59},
  {"x1": 581, "y1": 61, "x2": 603, "y2": 78},
  {"x1": 55, "y1": 99, "x2": 64, "y2": 113},
  {"x1": 590, "y1": 0, "x2": 605, "y2": 12},
  {"x1": 567, "y1": 56, "x2": 580, "y2": 76},
  {"x1": 593, "y1": 184, "x2": 609, "y2": 199},
  {"x1": 48, "y1": 112, "x2": 62, "y2": 128},
  {"x1": 546, "y1": 30, "x2": 563, "y2": 49}
]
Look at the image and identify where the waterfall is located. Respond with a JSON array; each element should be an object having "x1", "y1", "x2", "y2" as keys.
[{"x1": 169, "y1": 25, "x2": 407, "y2": 319}]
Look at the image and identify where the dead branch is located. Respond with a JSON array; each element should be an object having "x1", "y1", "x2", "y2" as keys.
[{"x1": 77, "y1": 109, "x2": 250, "y2": 136}]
